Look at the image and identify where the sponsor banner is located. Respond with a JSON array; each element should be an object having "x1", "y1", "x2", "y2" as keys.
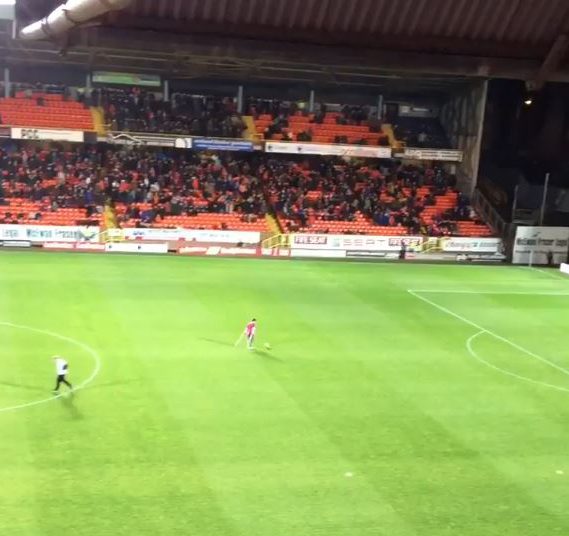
[
  {"x1": 0, "y1": 225, "x2": 100, "y2": 243},
  {"x1": 1, "y1": 240, "x2": 32, "y2": 248},
  {"x1": 456, "y1": 253, "x2": 506, "y2": 263},
  {"x1": 290, "y1": 249, "x2": 346, "y2": 259},
  {"x1": 292, "y1": 234, "x2": 424, "y2": 252},
  {"x1": 106, "y1": 242, "x2": 168, "y2": 254},
  {"x1": 512, "y1": 226, "x2": 569, "y2": 265},
  {"x1": 178, "y1": 246, "x2": 209, "y2": 255},
  {"x1": 43, "y1": 242, "x2": 106, "y2": 251},
  {"x1": 439, "y1": 237, "x2": 502, "y2": 254},
  {"x1": 265, "y1": 141, "x2": 391, "y2": 159},
  {"x1": 397, "y1": 148, "x2": 464, "y2": 162},
  {"x1": 92, "y1": 71, "x2": 161, "y2": 87},
  {"x1": 178, "y1": 246, "x2": 258, "y2": 256},
  {"x1": 346, "y1": 251, "x2": 387, "y2": 258},
  {"x1": 174, "y1": 138, "x2": 193, "y2": 149},
  {"x1": 178, "y1": 246, "x2": 292, "y2": 258},
  {"x1": 206, "y1": 247, "x2": 257, "y2": 256},
  {"x1": 102, "y1": 132, "x2": 178, "y2": 148},
  {"x1": 123, "y1": 227, "x2": 260, "y2": 244},
  {"x1": 261, "y1": 248, "x2": 291, "y2": 257},
  {"x1": 193, "y1": 138, "x2": 254, "y2": 152},
  {"x1": 561, "y1": 263, "x2": 569, "y2": 276},
  {"x1": 11, "y1": 127, "x2": 84, "y2": 143}
]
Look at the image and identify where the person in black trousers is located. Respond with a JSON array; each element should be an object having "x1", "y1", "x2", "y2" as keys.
[{"x1": 52, "y1": 356, "x2": 73, "y2": 393}]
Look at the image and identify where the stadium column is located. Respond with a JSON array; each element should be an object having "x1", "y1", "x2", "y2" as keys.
[
  {"x1": 3, "y1": 67, "x2": 9, "y2": 98},
  {"x1": 309, "y1": 90, "x2": 315, "y2": 113},
  {"x1": 164, "y1": 80, "x2": 170, "y2": 103},
  {"x1": 377, "y1": 94, "x2": 384, "y2": 119},
  {"x1": 237, "y1": 85, "x2": 243, "y2": 114}
]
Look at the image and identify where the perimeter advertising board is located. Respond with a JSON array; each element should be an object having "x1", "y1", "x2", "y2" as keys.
[
  {"x1": 292, "y1": 234, "x2": 424, "y2": 252},
  {"x1": 512, "y1": 226, "x2": 569, "y2": 264},
  {"x1": 0, "y1": 225, "x2": 100, "y2": 243}
]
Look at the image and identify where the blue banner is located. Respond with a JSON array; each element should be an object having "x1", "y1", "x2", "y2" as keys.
[{"x1": 193, "y1": 138, "x2": 254, "y2": 152}]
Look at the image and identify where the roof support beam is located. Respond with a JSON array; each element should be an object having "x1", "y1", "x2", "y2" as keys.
[{"x1": 529, "y1": 34, "x2": 569, "y2": 90}]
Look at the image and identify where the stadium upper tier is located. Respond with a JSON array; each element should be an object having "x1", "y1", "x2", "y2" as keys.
[
  {"x1": 0, "y1": 145, "x2": 491, "y2": 237},
  {"x1": 254, "y1": 112, "x2": 389, "y2": 146},
  {"x1": 0, "y1": 92, "x2": 94, "y2": 131},
  {"x1": 0, "y1": 86, "x2": 449, "y2": 150}
]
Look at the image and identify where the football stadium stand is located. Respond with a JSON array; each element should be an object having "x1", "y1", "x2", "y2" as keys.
[
  {"x1": 100, "y1": 87, "x2": 246, "y2": 137},
  {"x1": 0, "y1": 144, "x2": 491, "y2": 237},
  {"x1": 0, "y1": 91, "x2": 94, "y2": 131}
]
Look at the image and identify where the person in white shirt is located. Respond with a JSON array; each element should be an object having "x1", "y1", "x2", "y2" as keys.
[{"x1": 52, "y1": 356, "x2": 73, "y2": 393}]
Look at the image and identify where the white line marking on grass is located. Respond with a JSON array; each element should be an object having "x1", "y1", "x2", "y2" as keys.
[
  {"x1": 528, "y1": 267, "x2": 568, "y2": 280},
  {"x1": 409, "y1": 289, "x2": 569, "y2": 296},
  {"x1": 408, "y1": 290, "x2": 569, "y2": 381},
  {"x1": 0, "y1": 321, "x2": 102, "y2": 414},
  {"x1": 466, "y1": 331, "x2": 569, "y2": 394}
]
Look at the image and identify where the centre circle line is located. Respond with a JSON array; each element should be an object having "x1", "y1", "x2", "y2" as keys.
[{"x1": 0, "y1": 321, "x2": 102, "y2": 414}]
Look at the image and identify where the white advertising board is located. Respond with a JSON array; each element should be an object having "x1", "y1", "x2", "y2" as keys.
[
  {"x1": 560, "y1": 263, "x2": 569, "y2": 276},
  {"x1": 398, "y1": 148, "x2": 464, "y2": 162},
  {"x1": 11, "y1": 127, "x2": 84, "y2": 143},
  {"x1": 0, "y1": 225, "x2": 100, "y2": 243},
  {"x1": 265, "y1": 141, "x2": 391, "y2": 159},
  {"x1": 512, "y1": 226, "x2": 569, "y2": 265},
  {"x1": 105, "y1": 242, "x2": 168, "y2": 254},
  {"x1": 290, "y1": 249, "x2": 347, "y2": 258},
  {"x1": 439, "y1": 237, "x2": 502, "y2": 254},
  {"x1": 122, "y1": 228, "x2": 260, "y2": 244},
  {"x1": 292, "y1": 234, "x2": 424, "y2": 252}
]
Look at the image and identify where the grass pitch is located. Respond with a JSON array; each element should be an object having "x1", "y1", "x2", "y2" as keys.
[{"x1": 1, "y1": 251, "x2": 569, "y2": 536}]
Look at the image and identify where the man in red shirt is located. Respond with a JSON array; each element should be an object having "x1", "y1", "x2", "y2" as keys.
[{"x1": 245, "y1": 318, "x2": 257, "y2": 350}]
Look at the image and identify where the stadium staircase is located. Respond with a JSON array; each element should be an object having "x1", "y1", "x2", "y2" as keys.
[
  {"x1": 103, "y1": 204, "x2": 119, "y2": 230},
  {"x1": 382, "y1": 124, "x2": 402, "y2": 149},
  {"x1": 242, "y1": 116, "x2": 262, "y2": 141},
  {"x1": 265, "y1": 214, "x2": 282, "y2": 235},
  {"x1": 91, "y1": 107, "x2": 107, "y2": 135}
]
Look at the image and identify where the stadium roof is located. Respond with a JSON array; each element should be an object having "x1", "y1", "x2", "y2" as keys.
[{"x1": 8, "y1": 0, "x2": 569, "y2": 92}]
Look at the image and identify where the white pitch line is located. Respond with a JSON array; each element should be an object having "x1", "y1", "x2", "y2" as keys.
[
  {"x1": 0, "y1": 321, "x2": 102, "y2": 414},
  {"x1": 407, "y1": 290, "x2": 569, "y2": 378},
  {"x1": 466, "y1": 331, "x2": 569, "y2": 394},
  {"x1": 408, "y1": 289, "x2": 569, "y2": 296},
  {"x1": 529, "y1": 267, "x2": 568, "y2": 281}
]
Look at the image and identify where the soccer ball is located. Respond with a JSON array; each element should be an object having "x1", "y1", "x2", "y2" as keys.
[{"x1": 264, "y1": 342, "x2": 272, "y2": 350}]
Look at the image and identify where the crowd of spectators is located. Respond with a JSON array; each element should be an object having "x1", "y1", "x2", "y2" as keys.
[
  {"x1": 247, "y1": 98, "x2": 385, "y2": 144},
  {"x1": 0, "y1": 144, "x2": 266, "y2": 227},
  {"x1": 393, "y1": 117, "x2": 450, "y2": 149},
  {"x1": 0, "y1": 143, "x2": 475, "y2": 235},
  {"x1": 0, "y1": 144, "x2": 105, "y2": 223},
  {"x1": 260, "y1": 159, "x2": 461, "y2": 235},
  {"x1": 101, "y1": 88, "x2": 246, "y2": 138}
]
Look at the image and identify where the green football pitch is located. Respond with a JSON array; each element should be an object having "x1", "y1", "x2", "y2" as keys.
[{"x1": 1, "y1": 251, "x2": 569, "y2": 536}]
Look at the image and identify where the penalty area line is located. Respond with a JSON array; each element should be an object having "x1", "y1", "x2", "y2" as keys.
[
  {"x1": 407, "y1": 289, "x2": 569, "y2": 379},
  {"x1": 466, "y1": 331, "x2": 569, "y2": 394}
]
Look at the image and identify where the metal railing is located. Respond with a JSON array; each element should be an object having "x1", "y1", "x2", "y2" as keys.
[{"x1": 472, "y1": 188, "x2": 508, "y2": 237}]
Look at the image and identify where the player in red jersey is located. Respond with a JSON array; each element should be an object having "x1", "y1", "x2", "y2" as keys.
[{"x1": 245, "y1": 318, "x2": 257, "y2": 350}]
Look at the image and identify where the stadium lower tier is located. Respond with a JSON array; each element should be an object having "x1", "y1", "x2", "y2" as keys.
[{"x1": 0, "y1": 198, "x2": 492, "y2": 237}]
